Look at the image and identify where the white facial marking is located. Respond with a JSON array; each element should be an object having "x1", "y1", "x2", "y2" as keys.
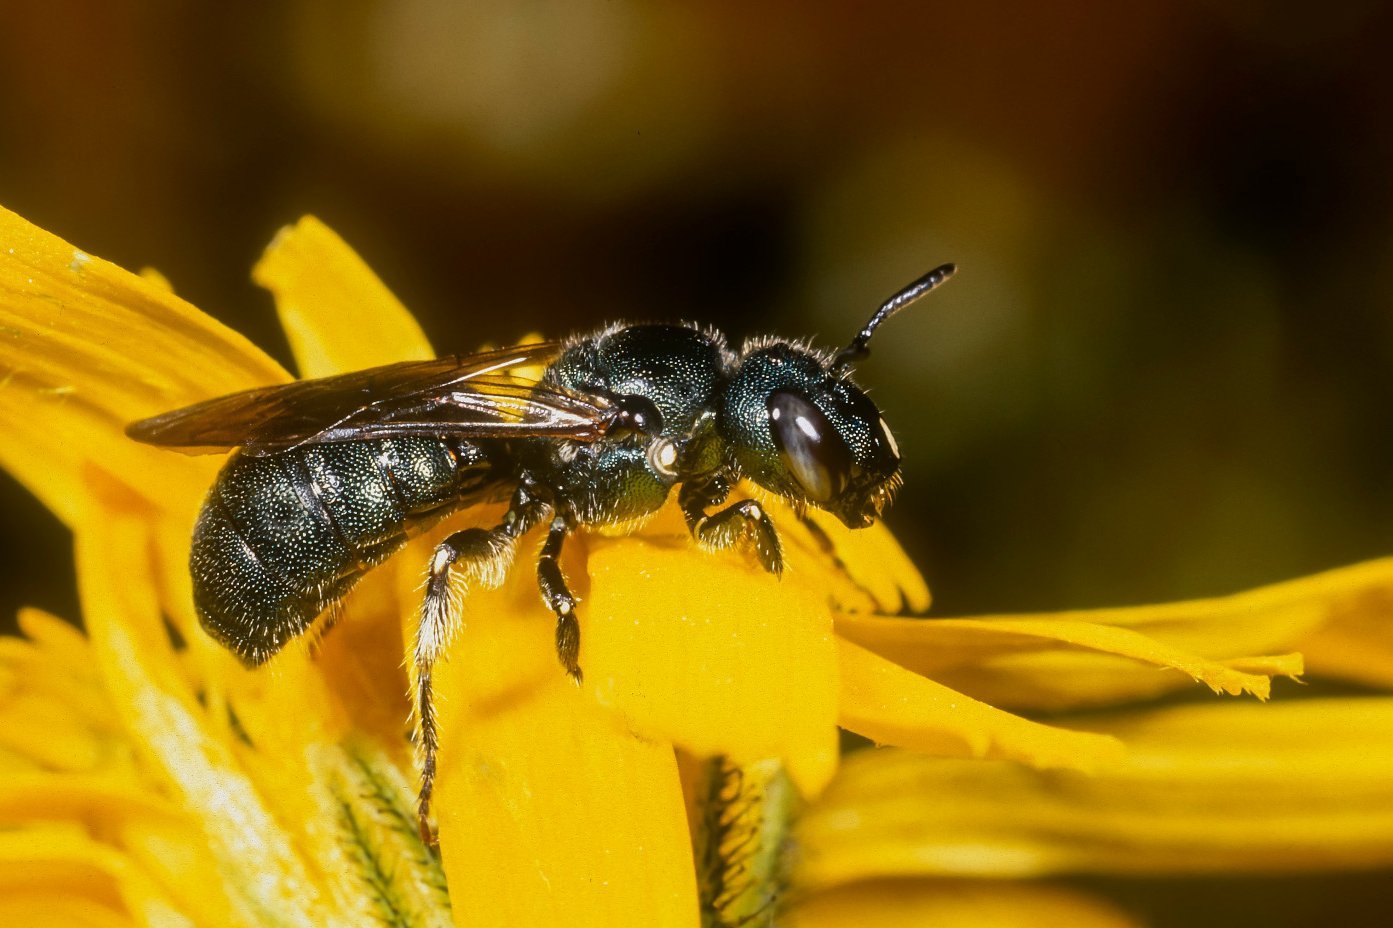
[
  {"x1": 879, "y1": 417, "x2": 900, "y2": 460},
  {"x1": 795, "y1": 415, "x2": 819, "y2": 440}
]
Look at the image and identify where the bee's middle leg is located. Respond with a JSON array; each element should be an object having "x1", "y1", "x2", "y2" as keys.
[
  {"x1": 536, "y1": 514, "x2": 583, "y2": 685},
  {"x1": 414, "y1": 492, "x2": 546, "y2": 843}
]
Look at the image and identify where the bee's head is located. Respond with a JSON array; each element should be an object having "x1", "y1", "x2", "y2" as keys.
[
  {"x1": 720, "y1": 344, "x2": 900, "y2": 527},
  {"x1": 719, "y1": 264, "x2": 954, "y2": 528}
]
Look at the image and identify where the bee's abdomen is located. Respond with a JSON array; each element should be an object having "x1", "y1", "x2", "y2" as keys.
[{"x1": 191, "y1": 437, "x2": 496, "y2": 665}]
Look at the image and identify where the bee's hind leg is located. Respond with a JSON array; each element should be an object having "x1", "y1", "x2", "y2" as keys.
[{"x1": 413, "y1": 491, "x2": 547, "y2": 844}]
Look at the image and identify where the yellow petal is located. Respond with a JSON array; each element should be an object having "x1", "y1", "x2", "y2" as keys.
[
  {"x1": 0, "y1": 829, "x2": 193, "y2": 927},
  {"x1": 138, "y1": 267, "x2": 174, "y2": 292},
  {"x1": 1288, "y1": 558, "x2": 1393, "y2": 686},
  {"x1": 295, "y1": 566, "x2": 417, "y2": 762},
  {"x1": 585, "y1": 512, "x2": 840, "y2": 796},
  {"x1": 837, "y1": 638, "x2": 1124, "y2": 773},
  {"x1": 0, "y1": 204, "x2": 285, "y2": 524},
  {"x1": 837, "y1": 612, "x2": 1300, "y2": 712},
  {"x1": 832, "y1": 560, "x2": 1393, "y2": 712},
  {"x1": 0, "y1": 775, "x2": 237, "y2": 927},
  {"x1": 426, "y1": 554, "x2": 700, "y2": 927},
  {"x1": 0, "y1": 775, "x2": 170, "y2": 825},
  {"x1": 253, "y1": 215, "x2": 433, "y2": 377},
  {"x1": 0, "y1": 895, "x2": 135, "y2": 928},
  {"x1": 0, "y1": 695, "x2": 107, "y2": 772},
  {"x1": 148, "y1": 564, "x2": 443, "y2": 926},
  {"x1": 0, "y1": 610, "x2": 128, "y2": 775},
  {"x1": 788, "y1": 879, "x2": 1141, "y2": 928},
  {"x1": 76, "y1": 508, "x2": 356, "y2": 926},
  {"x1": 790, "y1": 509, "x2": 931, "y2": 614},
  {"x1": 798, "y1": 697, "x2": 1393, "y2": 890},
  {"x1": 9, "y1": 610, "x2": 121, "y2": 730}
]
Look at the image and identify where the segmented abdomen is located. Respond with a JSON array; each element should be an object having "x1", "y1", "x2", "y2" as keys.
[{"x1": 191, "y1": 436, "x2": 499, "y2": 665}]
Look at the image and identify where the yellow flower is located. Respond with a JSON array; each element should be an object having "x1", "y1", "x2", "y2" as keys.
[
  {"x1": 0, "y1": 203, "x2": 1382, "y2": 926},
  {"x1": 793, "y1": 563, "x2": 1393, "y2": 927}
]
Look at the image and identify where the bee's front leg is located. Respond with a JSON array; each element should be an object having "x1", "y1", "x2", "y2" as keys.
[{"x1": 679, "y1": 472, "x2": 783, "y2": 576}]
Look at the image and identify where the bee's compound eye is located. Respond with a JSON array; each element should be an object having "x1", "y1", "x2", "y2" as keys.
[{"x1": 767, "y1": 390, "x2": 852, "y2": 502}]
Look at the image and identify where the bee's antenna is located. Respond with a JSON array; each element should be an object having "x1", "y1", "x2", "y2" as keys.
[{"x1": 833, "y1": 263, "x2": 956, "y2": 372}]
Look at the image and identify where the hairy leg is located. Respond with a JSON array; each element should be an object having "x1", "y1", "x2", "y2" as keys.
[
  {"x1": 414, "y1": 489, "x2": 546, "y2": 843},
  {"x1": 679, "y1": 473, "x2": 784, "y2": 575}
]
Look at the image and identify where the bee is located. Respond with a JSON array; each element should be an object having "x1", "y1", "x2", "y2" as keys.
[{"x1": 127, "y1": 263, "x2": 955, "y2": 841}]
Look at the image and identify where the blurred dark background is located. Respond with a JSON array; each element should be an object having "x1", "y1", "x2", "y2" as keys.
[{"x1": 2, "y1": 3, "x2": 1391, "y2": 924}]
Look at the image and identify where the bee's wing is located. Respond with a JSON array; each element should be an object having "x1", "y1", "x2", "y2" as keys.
[{"x1": 126, "y1": 342, "x2": 613, "y2": 455}]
